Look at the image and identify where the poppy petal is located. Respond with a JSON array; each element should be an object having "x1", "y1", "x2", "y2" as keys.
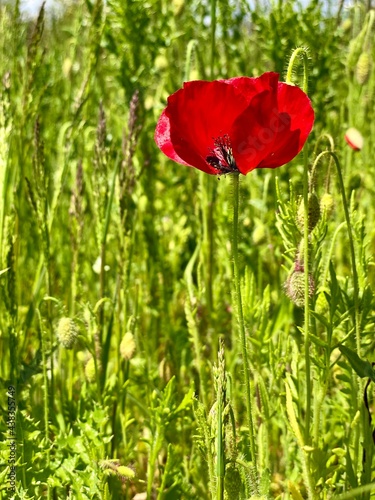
[
  {"x1": 223, "y1": 72, "x2": 279, "y2": 104},
  {"x1": 230, "y1": 88, "x2": 281, "y2": 174},
  {"x1": 257, "y1": 83, "x2": 314, "y2": 168},
  {"x1": 166, "y1": 80, "x2": 248, "y2": 167},
  {"x1": 230, "y1": 81, "x2": 314, "y2": 173},
  {"x1": 154, "y1": 73, "x2": 314, "y2": 176},
  {"x1": 154, "y1": 109, "x2": 191, "y2": 166}
]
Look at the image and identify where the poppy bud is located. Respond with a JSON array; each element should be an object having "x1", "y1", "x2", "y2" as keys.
[
  {"x1": 348, "y1": 173, "x2": 362, "y2": 191},
  {"x1": 285, "y1": 270, "x2": 315, "y2": 307},
  {"x1": 347, "y1": 23, "x2": 367, "y2": 70},
  {"x1": 224, "y1": 462, "x2": 242, "y2": 500},
  {"x1": 320, "y1": 193, "x2": 334, "y2": 217},
  {"x1": 57, "y1": 317, "x2": 78, "y2": 349},
  {"x1": 297, "y1": 193, "x2": 321, "y2": 232},
  {"x1": 345, "y1": 127, "x2": 364, "y2": 151},
  {"x1": 355, "y1": 52, "x2": 371, "y2": 85},
  {"x1": 120, "y1": 331, "x2": 136, "y2": 361}
]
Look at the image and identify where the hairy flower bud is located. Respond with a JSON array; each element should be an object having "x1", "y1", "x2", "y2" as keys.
[
  {"x1": 356, "y1": 52, "x2": 371, "y2": 85},
  {"x1": 120, "y1": 331, "x2": 136, "y2": 361},
  {"x1": 57, "y1": 317, "x2": 78, "y2": 349},
  {"x1": 297, "y1": 193, "x2": 320, "y2": 232},
  {"x1": 320, "y1": 193, "x2": 334, "y2": 216},
  {"x1": 285, "y1": 270, "x2": 315, "y2": 307},
  {"x1": 224, "y1": 462, "x2": 242, "y2": 500}
]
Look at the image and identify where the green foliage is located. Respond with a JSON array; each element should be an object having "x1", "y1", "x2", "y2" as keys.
[{"x1": 0, "y1": 0, "x2": 375, "y2": 498}]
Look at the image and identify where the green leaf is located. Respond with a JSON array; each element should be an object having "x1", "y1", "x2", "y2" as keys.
[
  {"x1": 339, "y1": 345, "x2": 375, "y2": 382},
  {"x1": 175, "y1": 387, "x2": 194, "y2": 414},
  {"x1": 308, "y1": 331, "x2": 329, "y2": 348},
  {"x1": 310, "y1": 311, "x2": 330, "y2": 330}
]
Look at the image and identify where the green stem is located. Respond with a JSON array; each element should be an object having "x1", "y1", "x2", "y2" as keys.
[
  {"x1": 200, "y1": 173, "x2": 213, "y2": 316},
  {"x1": 216, "y1": 341, "x2": 226, "y2": 500},
  {"x1": 37, "y1": 309, "x2": 49, "y2": 443},
  {"x1": 316, "y1": 152, "x2": 361, "y2": 353},
  {"x1": 302, "y1": 141, "x2": 311, "y2": 445},
  {"x1": 231, "y1": 173, "x2": 257, "y2": 470},
  {"x1": 184, "y1": 39, "x2": 197, "y2": 81},
  {"x1": 285, "y1": 45, "x2": 312, "y2": 446},
  {"x1": 36, "y1": 307, "x2": 52, "y2": 499},
  {"x1": 210, "y1": 0, "x2": 216, "y2": 79},
  {"x1": 217, "y1": 390, "x2": 224, "y2": 500},
  {"x1": 185, "y1": 244, "x2": 209, "y2": 408}
]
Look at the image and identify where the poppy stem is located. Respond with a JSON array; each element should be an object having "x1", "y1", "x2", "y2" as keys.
[
  {"x1": 302, "y1": 136, "x2": 312, "y2": 447},
  {"x1": 231, "y1": 173, "x2": 257, "y2": 471}
]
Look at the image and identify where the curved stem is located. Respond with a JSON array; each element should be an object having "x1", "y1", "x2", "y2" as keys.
[
  {"x1": 315, "y1": 151, "x2": 360, "y2": 353},
  {"x1": 285, "y1": 47, "x2": 309, "y2": 92},
  {"x1": 231, "y1": 173, "x2": 257, "y2": 471}
]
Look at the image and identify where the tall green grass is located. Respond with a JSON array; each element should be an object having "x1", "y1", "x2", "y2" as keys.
[{"x1": 0, "y1": 0, "x2": 374, "y2": 498}]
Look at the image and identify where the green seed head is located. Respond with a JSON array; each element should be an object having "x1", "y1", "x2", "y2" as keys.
[
  {"x1": 297, "y1": 193, "x2": 321, "y2": 232},
  {"x1": 356, "y1": 52, "x2": 371, "y2": 85},
  {"x1": 85, "y1": 357, "x2": 96, "y2": 383},
  {"x1": 57, "y1": 317, "x2": 78, "y2": 349},
  {"x1": 120, "y1": 331, "x2": 136, "y2": 360}
]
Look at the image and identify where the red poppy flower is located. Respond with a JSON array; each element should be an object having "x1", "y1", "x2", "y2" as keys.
[{"x1": 155, "y1": 72, "x2": 314, "y2": 175}]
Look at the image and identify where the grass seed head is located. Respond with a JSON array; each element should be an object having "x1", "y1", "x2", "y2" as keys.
[
  {"x1": 85, "y1": 356, "x2": 96, "y2": 382},
  {"x1": 57, "y1": 317, "x2": 78, "y2": 349}
]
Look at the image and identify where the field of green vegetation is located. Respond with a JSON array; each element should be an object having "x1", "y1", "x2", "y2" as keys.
[{"x1": 0, "y1": 0, "x2": 375, "y2": 498}]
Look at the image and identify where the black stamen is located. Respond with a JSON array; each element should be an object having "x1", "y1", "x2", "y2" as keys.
[{"x1": 206, "y1": 134, "x2": 239, "y2": 175}]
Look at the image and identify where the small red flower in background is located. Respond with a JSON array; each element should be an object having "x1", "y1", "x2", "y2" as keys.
[
  {"x1": 345, "y1": 127, "x2": 363, "y2": 151},
  {"x1": 155, "y1": 72, "x2": 314, "y2": 175}
]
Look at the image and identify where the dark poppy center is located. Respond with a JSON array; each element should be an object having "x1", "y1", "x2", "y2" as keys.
[{"x1": 206, "y1": 134, "x2": 239, "y2": 174}]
